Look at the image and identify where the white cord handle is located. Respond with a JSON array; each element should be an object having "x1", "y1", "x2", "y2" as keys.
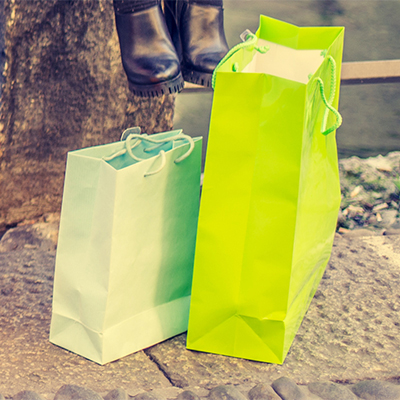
[
  {"x1": 144, "y1": 150, "x2": 166, "y2": 177},
  {"x1": 103, "y1": 131, "x2": 195, "y2": 177}
]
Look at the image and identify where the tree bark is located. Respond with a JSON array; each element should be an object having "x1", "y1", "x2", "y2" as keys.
[{"x1": 0, "y1": 0, "x2": 175, "y2": 229}]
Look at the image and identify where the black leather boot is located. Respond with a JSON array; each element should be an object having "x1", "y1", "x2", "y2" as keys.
[
  {"x1": 114, "y1": 3, "x2": 184, "y2": 97},
  {"x1": 164, "y1": 0, "x2": 229, "y2": 87}
]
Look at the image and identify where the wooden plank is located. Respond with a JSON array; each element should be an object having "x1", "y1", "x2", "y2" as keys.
[
  {"x1": 341, "y1": 60, "x2": 400, "y2": 85},
  {"x1": 182, "y1": 82, "x2": 211, "y2": 93},
  {"x1": 181, "y1": 60, "x2": 400, "y2": 92}
]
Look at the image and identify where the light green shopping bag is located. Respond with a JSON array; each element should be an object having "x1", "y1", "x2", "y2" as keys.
[
  {"x1": 187, "y1": 15, "x2": 345, "y2": 364},
  {"x1": 50, "y1": 128, "x2": 202, "y2": 364}
]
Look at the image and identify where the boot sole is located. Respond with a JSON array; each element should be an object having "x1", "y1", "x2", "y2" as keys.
[
  {"x1": 182, "y1": 68, "x2": 212, "y2": 88},
  {"x1": 128, "y1": 73, "x2": 185, "y2": 98}
]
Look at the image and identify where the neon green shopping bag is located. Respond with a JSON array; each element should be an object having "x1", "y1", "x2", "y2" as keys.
[
  {"x1": 187, "y1": 15, "x2": 345, "y2": 364},
  {"x1": 50, "y1": 128, "x2": 202, "y2": 364}
]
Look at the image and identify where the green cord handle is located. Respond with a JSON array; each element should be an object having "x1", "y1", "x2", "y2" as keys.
[
  {"x1": 211, "y1": 31, "x2": 269, "y2": 89},
  {"x1": 314, "y1": 55, "x2": 343, "y2": 136},
  {"x1": 212, "y1": 33, "x2": 342, "y2": 136}
]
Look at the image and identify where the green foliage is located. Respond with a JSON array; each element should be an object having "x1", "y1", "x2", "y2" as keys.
[{"x1": 394, "y1": 179, "x2": 400, "y2": 193}]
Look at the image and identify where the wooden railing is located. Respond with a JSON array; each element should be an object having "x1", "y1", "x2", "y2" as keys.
[{"x1": 182, "y1": 60, "x2": 400, "y2": 92}]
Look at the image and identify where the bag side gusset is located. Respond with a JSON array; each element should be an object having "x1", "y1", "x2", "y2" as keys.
[
  {"x1": 284, "y1": 26, "x2": 345, "y2": 358},
  {"x1": 50, "y1": 154, "x2": 117, "y2": 364}
]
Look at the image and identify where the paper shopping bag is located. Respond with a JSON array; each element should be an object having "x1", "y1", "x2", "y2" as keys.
[
  {"x1": 187, "y1": 15, "x2": 345, "y2": 364},
  {"x1": 50, "y1": 128, "x2": 202, "y2": 364}
]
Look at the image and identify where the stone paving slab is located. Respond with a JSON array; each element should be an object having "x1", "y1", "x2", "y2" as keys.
[
  {"x1": 1, "y1": 223, "x2": 400, "y2": 398},
  {"x1": 0, "y1": 235, "x2": 172, "y2": 399},
  {"x1": 146, "y1": 235, "x2": 400, "y2": 389}
]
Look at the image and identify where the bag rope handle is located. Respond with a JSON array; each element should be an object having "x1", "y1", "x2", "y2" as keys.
[
  {"x1": 211, "y1": 30, "x2": 269, "y2": 89},
  {"x1": 103, "y1": 131, "x2": 195, "y2": 177},
  {"x1": 313, "y1": 53, "x2": 343, "y2": 136},
  {"x1": 142, "y1": 150, "x2": 167, "y2": 177},
  {"x1": 212, "y1": 33, "x2": 342, "y2": 136}
]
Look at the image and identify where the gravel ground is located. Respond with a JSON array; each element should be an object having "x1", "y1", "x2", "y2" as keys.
[{"x1": 338, "y1": 152, "x2": 400, "y2": 236}]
